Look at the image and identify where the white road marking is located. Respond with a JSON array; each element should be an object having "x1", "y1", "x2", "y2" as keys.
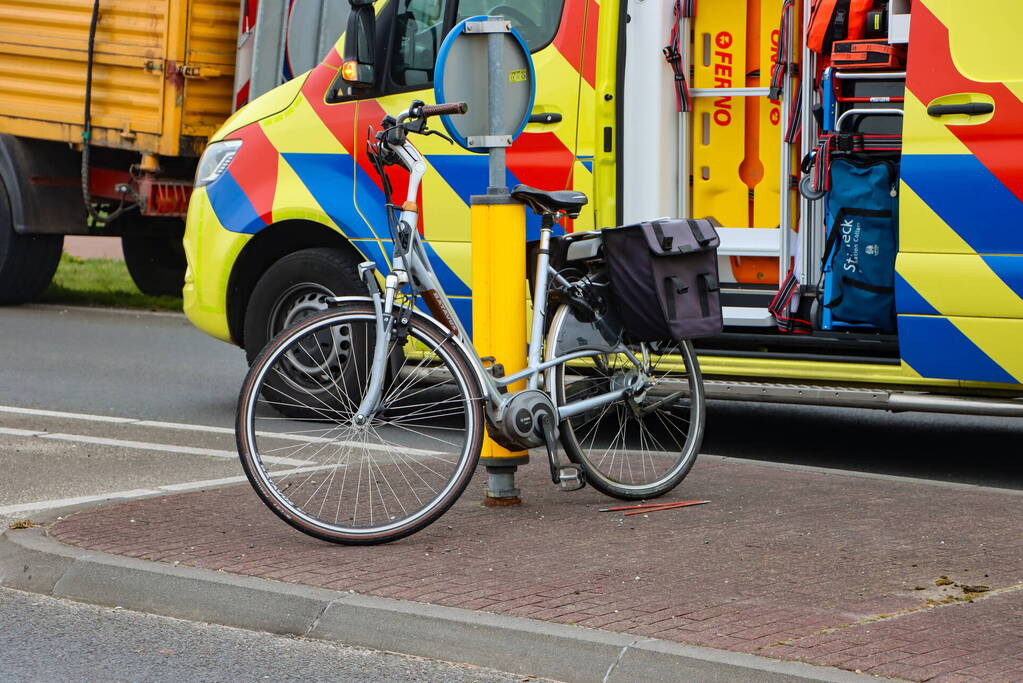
[
  {"x1": 0, "y1": 405, "x2": 453, "y2": 518},
  {"x1": 0, "y1": 405, "x2": 162, "y2": 424},
  {"x1": 0, "y1": 490, "x2": 161, "y2": 517},
  {"x1": 0, "y1": 405, "x2": 444, "y2": 455},
  {"x1": 0, "y1": 428, "x2": 308, "y2": 467},
  {"x1": 0, "y1": 465, "x2": 341, "y2": 517},
  {"x1": 251, "y1": 432, "x2": 445, "y2": 456},
  {"x1": 0, "y1": 427, "x2": 46, "y2": 437},
  {"x1": 135, "y1": 419, "x2": 236, "y2": 434}
]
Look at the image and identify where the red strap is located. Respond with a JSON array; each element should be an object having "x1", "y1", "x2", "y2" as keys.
[
  {"x1": 769, "y1": 0, "x2": 796, "y2": 102},
  {"x1": 769, "y1": 269, "x2": 813, "y2": 334}
]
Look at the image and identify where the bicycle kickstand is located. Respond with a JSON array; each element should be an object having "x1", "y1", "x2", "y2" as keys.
[{"x1": 539, "y1": 413, "x2": 585, "y2": 492}]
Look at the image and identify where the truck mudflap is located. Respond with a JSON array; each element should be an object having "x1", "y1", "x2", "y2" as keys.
[{"x1": 0, "y1": 135, "x2": 86, "y2": 236}]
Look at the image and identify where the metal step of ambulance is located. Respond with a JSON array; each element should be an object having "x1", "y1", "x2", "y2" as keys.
[
  {"x1": 715, "y1": 227, "x2": 782, "y2": 257},
  {"x1": 702, "y1": 380, "x2": 1023, "y2": 418},
  {"x1": 722, "y1": 306, "x2": 775, "y2": 327},
  {"x1": 720, "y1": 285, "x2": 777, "y2": 328},
  {"x1": 715, "y1": 228, "x2": 783, "y2": 328}
]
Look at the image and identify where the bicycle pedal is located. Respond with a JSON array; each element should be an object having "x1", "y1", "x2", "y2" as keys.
[{"x1": 557, "y1": 465, "x2": 586, "y2": 492}]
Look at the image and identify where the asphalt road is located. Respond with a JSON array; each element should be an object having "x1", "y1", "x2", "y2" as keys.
[
  {"x1": 1, "y1": 303, "x2": 1020, "y2": 505},
  {"x1": 0, "y1": 586, "x2": 537, "y2": 683},
  {"x1": 0, "y1": 305, "x2": 245, "y2": 427}
]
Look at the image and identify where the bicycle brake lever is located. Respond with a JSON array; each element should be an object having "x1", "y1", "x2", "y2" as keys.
[{"x1": 423, "y1": 128, "x2": 454, "y2": 145}]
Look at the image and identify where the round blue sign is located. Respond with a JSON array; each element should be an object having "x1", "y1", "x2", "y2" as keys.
[{"x1": 433, "y1": 15, "x2": 536, "y2": 153}]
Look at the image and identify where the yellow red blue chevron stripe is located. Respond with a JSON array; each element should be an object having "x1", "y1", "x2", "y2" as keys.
[{"x1": 895, "y1": 0, "x2": 1023, "y2": 385}]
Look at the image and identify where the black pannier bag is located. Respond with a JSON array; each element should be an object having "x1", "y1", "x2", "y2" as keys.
[{"x1": 601, "y1": 219, "x2": 723, "y2": 342}]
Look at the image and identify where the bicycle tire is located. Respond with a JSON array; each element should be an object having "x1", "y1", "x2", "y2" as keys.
[
  {"x1": 237, "y1": 301, "x2": 485, "y2": 545},
  {"x1": 545, "y1": 303, "x2": 706, "y2": 500}
]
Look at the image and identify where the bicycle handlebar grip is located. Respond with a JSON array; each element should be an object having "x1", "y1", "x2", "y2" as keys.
[{"x1": 421, "y1": 102, "x2": 468, "y2": 117}]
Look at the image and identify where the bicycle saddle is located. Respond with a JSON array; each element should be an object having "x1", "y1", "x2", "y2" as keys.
[{"x1": 511, "y1": 184, "x2": 588, "y2": 219}]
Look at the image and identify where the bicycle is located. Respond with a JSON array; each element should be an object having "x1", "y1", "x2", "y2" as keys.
[{"x1": 236, "y1": 100, "x2": 706, "y2": 545}]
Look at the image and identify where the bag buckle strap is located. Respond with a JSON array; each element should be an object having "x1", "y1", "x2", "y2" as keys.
[
  {"x1": 699, "y1": 272, "x2": 720, "y2": 292},
  {"x1": 652, "y1": 221, "x2": 675, "y2": 251},
  {"x1": 664, "y1": 276, "x2": 686, "y2": 321},
  {"x1": 686, "y1": 219, "x2": 716, "y2": 247}
]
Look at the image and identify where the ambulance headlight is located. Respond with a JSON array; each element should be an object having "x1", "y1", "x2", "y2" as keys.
[{"x1": 195, "y1": 139, "x2": 242, "y2": 188}]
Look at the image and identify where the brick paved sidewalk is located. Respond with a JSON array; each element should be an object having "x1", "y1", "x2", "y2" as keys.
[{"x1": 51, "y1": 456, "x2": 1023, "y2": 682}]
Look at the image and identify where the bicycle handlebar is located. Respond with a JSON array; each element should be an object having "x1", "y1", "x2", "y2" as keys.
[
  {"x1": 420, "y1": 102, "x2": 468, "y2": 117},
  {"x1": 375, "y1": 100, "x2": 467, "y2": 166}
]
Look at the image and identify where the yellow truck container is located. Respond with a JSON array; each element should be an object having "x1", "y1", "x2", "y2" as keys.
[
  {"x1": 0, "y1": 0, "x2": 242, "y2": 302},
  {"x1": 0, "y1": 0, "x2": 348, "y2": 302},
  {"x1": 0, "y1": 0, "x2": 238, "y2": 157}
]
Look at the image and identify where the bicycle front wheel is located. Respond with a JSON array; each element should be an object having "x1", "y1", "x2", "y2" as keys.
[
  {"x1": 546, "y1": 304, "x2": 705, "y2": 500},
  {"x1": 237, "y1": 301, "x2": 485, "y2": 545}
]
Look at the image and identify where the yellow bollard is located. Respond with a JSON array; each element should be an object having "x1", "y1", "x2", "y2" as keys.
[{"x1": 471, "y1": 194, "x2": 528, "y2": 505}]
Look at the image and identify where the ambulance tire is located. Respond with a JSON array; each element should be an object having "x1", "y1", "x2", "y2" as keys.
[
  {"x1": 0, "y1": 176, "x2": 64, "y2": 305},
  {"x1": 243, "y1": 247, "x2": 365, "y2": 364},
  {"x1": 121, "y1": 217, "x2": 187, "y2": 297}
]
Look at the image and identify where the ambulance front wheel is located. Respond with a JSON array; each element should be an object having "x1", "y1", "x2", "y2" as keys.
[{"x1": 242, "y1": 247, "x2": 366, "y2": 363}]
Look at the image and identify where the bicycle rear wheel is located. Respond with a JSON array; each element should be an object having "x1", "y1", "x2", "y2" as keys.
[
  {"x1": 237, "y1": 301, "x2": 485, "y2": 545},
  {"x1": 546, "y1": 304, "x2": 705, "y2": 500}
]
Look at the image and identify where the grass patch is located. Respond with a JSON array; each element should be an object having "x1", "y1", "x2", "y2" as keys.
[{"x1": 40, "y1": 254, "x2": 183, "y2": 312}]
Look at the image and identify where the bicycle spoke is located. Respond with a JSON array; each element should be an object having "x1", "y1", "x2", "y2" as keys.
[
  {"x1": 368, "y1": 424, "x2": 440, "y2": 498},
  {"x1": 306, "y1": 337, "x2": 358, "y2": 410},
  {"x1": 288, "y1": 338, "x2": 356, "y2": 411},
  {"x1": 369, "y1": 427, "x2": 424, "y2": 510},
  {"x1": 280, "y1": 437, "x2": 356, "y2": 495},
  {"x1": 368, "y1": 423, "x2": 445, "y2": 492},
  {"x1": 265, "y1": 364, "x2": 348, "y2": 420}
]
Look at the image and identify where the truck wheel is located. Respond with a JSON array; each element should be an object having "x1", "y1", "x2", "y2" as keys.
[
  {"x1": 0, "y1": 177, "x2": 64, "y2": 305},
  {"x1": 243, "y1": 247, "x2": 366, "y2": 362},
  {"x1": 121, "y1": 217, "x2": 186, "y2": 297}
]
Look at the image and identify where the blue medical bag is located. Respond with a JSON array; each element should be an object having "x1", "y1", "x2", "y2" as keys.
[{"x1": 821, "y1": 157, "x2": 899, "y2": 332}]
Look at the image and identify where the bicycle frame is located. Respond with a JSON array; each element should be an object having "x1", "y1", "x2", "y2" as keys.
[{"x1": 353, "y1": 116, "x2": 644, "y2": 428}]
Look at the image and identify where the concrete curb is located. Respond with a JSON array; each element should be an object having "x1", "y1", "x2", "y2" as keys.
[{"x1": 0, "y1": 525, "x2": 879, "y2": 683}]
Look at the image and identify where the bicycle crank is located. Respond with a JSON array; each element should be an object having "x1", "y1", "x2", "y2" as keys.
[{"x1": 538, "y1": 412, "x2": 586, "y2": 492}]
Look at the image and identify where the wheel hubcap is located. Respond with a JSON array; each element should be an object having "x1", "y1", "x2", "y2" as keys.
[{"x1": 269, "y1": 284, "x2": 353, "y2": 386}]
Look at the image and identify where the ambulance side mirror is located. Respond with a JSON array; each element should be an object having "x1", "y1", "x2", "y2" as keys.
[{"x1": 341, "y1": 2, "x2": 376, "y2": 87}]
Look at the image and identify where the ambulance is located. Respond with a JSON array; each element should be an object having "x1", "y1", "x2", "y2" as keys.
[{"x1": 183, "y1": 0, "x2": 1023, "y2": 418}]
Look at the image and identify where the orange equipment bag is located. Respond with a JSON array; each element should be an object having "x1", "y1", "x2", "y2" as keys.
[
  {"x1": 831, "y1": 39, "x2": 905, "y2": 69},
  {"x1": 807, "y1": 0, "x2": 875, "y2": 53}
]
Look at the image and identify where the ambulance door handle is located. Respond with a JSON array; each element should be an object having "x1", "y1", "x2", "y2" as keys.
[
  {"x1": 927, "y1": 102, "x2": 994, "y2": 117},
  {"x1": 528, "y1": 112, "x2": 562, "y2": 124}
]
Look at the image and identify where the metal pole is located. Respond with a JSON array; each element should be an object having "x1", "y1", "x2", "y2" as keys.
[
  {"x1": 777, "y1": 0, "x2": 796, "y2": 286},
  {"x1": 799, "y1": 0, "x2": 818, "y2": 286},
  {"x1": 474, "y1": 17, "x2": 523, "y2": 504},
  {"x1": 487, "y1": 30, "x2": 507, "y2": 195},
  {"x1": 678, "y1": 15, "x2": 692, "y2": 218}
]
